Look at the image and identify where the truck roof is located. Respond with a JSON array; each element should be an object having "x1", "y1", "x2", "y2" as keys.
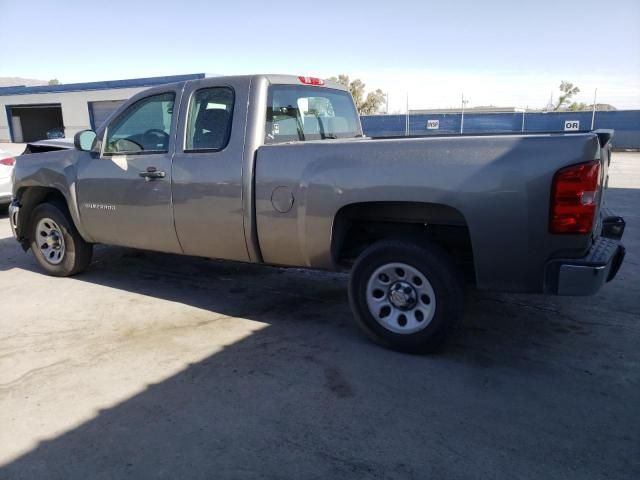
[
  {"x1": 128, "y1": 75, "x2": 349, "y2": 100},
  {"x1": 180, "y1": 74, "x2": 349, "y2": 91},
  {"x1": 260, "y1": 74, "x2": 348, "y2": 91}
]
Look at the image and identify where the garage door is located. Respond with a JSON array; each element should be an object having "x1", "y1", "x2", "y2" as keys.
[
  {"x1": 8, "y1": 104, "x2": 64, "y2": 142},
  {"x1": 89, "y1": 100, "x2": 125, "y2": 130}
]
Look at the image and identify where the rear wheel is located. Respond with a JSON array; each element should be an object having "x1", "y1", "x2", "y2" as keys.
[
  {"x1": 30, "y1": 202, "x2": 93, "y2": 276},
  {"x1": 348, "y1": 240, "x2": 464, "y2": 353}
]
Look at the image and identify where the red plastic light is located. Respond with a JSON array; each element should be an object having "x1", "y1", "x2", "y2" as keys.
[
  {"x1": 298, "y1": 76, "x2": 325, "y2": 86},
  {"x1": 0, "y1": 157, "x2": 15, "y2": 167},
  {"x1": 550, "y1": 160, "x2": 601, "y2": 234}
]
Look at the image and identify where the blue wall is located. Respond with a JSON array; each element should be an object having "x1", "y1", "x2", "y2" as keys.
[{"x1": 361, "y1": 110, "x2": 640, "y2": 149}]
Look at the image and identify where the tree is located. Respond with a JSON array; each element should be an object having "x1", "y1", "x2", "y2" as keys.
[
  {"x1": 568, "y1": 102, "x2": 587, "y2": 112},
  {"x1": 48, "y1": 79, "x2": 60, "y2": 85},
  {"x1": 361, "y1": 89, "x2": 387, "y2": 116},
  {"x1": 553, "y1": 81, "x2": 580, "y2": 111},
  {"x1": 328, "y1": 75, "x2": 386, "y2": 115}
]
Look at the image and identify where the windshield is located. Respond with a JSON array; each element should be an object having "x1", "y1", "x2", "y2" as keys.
[{"x1": 265, "y1": 85, "x2": 361, "y2": 144}]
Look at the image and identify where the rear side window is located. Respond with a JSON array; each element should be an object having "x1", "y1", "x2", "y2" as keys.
[
  {"x1": 104, "y1": 92, "x2": 175, "y2": 154},
  {"x1": 185, "y1": 87, "x2": 234, "y2": 151},
  {"x1": 265, "y1": 85, "x2": 360, "y2": 144}
]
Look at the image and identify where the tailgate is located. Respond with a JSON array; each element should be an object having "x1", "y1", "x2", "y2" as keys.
[{"x1": 594, "y1": 130, "x2": 614, "y2": 239}]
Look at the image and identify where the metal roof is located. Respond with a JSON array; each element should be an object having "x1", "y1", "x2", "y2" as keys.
[{"x1": 0, "y1": 73, "x2": 205, "y2": 96}]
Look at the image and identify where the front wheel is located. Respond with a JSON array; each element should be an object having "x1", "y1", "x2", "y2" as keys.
[
  {"x1": 30, "y1": 202, "x2": 93, "y2": 276},
  {"x1": 348, "y1": 240, "x2": 464, "y2": 354}
]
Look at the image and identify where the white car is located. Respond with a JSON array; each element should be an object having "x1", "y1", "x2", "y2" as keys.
[
  {"x1": 0, "y1": 149, "x2": 16, "y2": 205},
  {"x1": 0, "y1": 140, "x2": 73, "y2": 207}
]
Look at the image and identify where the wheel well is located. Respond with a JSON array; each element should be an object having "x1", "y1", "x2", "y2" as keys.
[
  {"x1": 15, "y1": 187, "x2": 68, "y2": 244},
  {"x1": 332, "y1": 202, "x2": 475, "y2": 282}
]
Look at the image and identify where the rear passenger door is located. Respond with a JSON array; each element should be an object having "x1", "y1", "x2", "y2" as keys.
[{"x1": 171, "y1": 79, "x2": 250, "y2": 261}]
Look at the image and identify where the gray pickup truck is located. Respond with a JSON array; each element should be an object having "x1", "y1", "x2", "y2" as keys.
[{"x1": 8, "y1": 74, "x2": 626, "y2": 353}]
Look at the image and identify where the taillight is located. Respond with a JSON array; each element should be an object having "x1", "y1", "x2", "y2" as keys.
[
  {"x1": 298, "y1": 76, "x2": 325, "y2": 86},
  {"x1": 0, "y1": 157, "x2": 15, "y2": 167},
  {"x1": 550, "y1": 160, "x2": 601, "y2": 234}
]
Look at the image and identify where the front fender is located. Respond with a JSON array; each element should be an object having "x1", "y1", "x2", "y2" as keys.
[{"x1": 13, "y1": 149, "x2": 94, "y2": 243}]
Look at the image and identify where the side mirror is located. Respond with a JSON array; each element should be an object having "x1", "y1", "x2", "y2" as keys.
[{"x1": 74, "y1": 130, "x2": 97, "y2": 152}]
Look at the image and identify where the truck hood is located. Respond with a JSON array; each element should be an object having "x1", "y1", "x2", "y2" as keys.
[{"x1": 23, "y1": 138, "x2": 75, "y2": 154}]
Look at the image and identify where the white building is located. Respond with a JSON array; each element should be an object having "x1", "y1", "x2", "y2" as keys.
[{"x1": 0, "y1": 73, "x2": 204, "y2": 142}]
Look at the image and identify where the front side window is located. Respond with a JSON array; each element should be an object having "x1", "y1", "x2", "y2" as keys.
[
  {"x1": 104, "y1": 92, "x2": 175, "y2": 154},
  {"x1": 265, "y1": 85, "x2": 361, "y2": 144},
  {"x1": 185, "y1": 87, "x2": 234, "y2": 151}
]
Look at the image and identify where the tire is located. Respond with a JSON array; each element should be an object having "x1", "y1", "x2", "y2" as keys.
[
  {"x1": 348, "y1": 239, "x2": 464, "y2": 354},
  {"x1": 29, "y1": 201, "x2": 93, "y2": 276}
]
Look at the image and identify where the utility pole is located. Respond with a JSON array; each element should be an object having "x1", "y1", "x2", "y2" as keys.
[
  {"x1": 405, "y1": 93, "x2": 409, "y2": 136},
  {"x1": 460, "y1": 93, "x2": 467, "y2": 134},
  {"x1": 591, "y1": 88, "x2": 598, "y2": 130}
]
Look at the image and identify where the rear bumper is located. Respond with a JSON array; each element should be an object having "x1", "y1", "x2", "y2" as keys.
[{"x1": 544, "y1": 218, "x2": 626, "y2": 296}]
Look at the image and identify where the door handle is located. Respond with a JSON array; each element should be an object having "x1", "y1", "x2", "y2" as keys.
[{"x1": 139, "y1": 166, "x2": 166, "y2": 181}]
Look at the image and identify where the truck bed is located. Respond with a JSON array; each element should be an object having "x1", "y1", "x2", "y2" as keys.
[{"x1": 254, "y1": 131, "x2": 605, "y2": 293}]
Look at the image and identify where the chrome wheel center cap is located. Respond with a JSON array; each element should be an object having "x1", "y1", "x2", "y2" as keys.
[
  {"x1": 388, "y1": 281, "x2": 417, "y2": 310},
  {"x1": 48, "y1": 232, "x2": 61, "y2": 249}
]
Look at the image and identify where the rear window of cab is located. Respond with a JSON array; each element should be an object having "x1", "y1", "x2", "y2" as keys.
[{"x1": 265, "y1": 85, "x2": 360, "y2": 144}]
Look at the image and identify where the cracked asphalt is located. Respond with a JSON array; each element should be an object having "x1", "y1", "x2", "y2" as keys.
[{"x1": 0, "y1": 153, "x2": 638, "y2": 479}]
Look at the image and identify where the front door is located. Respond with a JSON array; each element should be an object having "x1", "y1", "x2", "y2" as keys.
[{"x1": 77, "y1": 90, "x2": 183, "y2": 253}]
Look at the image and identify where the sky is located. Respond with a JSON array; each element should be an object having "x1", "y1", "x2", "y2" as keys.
[{"x1": 1, "y1": 0, "x2": 639, "y2": 111}]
